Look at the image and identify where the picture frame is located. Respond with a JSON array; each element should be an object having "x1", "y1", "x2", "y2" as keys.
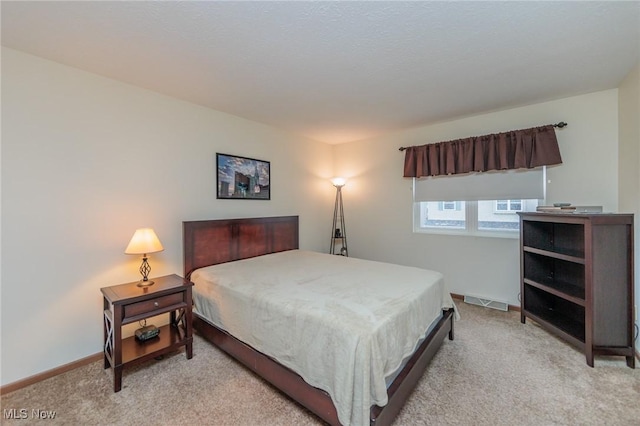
[{"x1": 216, "y1": 153, "x2": 270, "y2": 200}]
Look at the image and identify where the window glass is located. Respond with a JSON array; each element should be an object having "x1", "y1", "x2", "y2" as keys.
[
  {"x1": 441, "y1": 201, "x2": 456, "y2": 210},
  {"x1": 509, "y1": 199, "x2": 522, "y2": 210},
  {"x1": 416, "y1": 199, "x2": 539, "y2": 236},
  {"x1": 479, "y1": 199, "x2": 538, "y2": 232},
  {"x1": 420, "y1": 201, "x2": 466, "y2": 230}
]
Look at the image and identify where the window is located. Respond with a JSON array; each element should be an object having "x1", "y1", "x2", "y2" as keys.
[
  {"x1": 495, "y1": 199, "x2": 523, "y2": 212},
  {"x1": 440, "y1": 201, "x2": 462, "y2": 211},
  {"x1": 421, "y1": 201, "x2": 466, "y2": 230},
  {"x1": 416, "y1": 199, "x2": 539, "y2": 236},
  {"x1": 413, "y1": 167, "x2": 545, "y2": 238},
  {"x1": 478, "y1": 199, "x2": 538, "y2": 232}
]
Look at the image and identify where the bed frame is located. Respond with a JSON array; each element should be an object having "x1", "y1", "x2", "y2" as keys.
[{"x1": 183, "y1": 215, "x2": 454, "y2": 426}]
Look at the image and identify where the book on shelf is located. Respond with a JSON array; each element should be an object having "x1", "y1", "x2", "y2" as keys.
[
  {"x1": 537, "y1": 205, "x2": 576, "y2": 212},
  {"x1": 536, "y1": 205, "x2": 603, "y2": 213}
]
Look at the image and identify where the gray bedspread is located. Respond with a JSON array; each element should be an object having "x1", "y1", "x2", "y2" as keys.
[{"x1": 191, "y1": 250, "x2": 457, "y2": 426}]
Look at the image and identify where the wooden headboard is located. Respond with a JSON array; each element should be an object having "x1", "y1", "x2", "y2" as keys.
[{"x1": 183, "y1": 216, "x2": 299, "y2": 279}]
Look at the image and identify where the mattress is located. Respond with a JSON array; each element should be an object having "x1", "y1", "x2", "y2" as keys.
[{"x1": 191, "y1": 250, "x2": 457, "y2": 426}]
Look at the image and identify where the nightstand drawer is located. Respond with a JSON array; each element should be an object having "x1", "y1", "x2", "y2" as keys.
[{"x1": 124, "y1": 293, "x2": 184, "y2": 319}]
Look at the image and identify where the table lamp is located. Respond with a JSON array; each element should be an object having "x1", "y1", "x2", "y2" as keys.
[{"x1": 125, "y1": 228, "x2": 164, "y2": 287}]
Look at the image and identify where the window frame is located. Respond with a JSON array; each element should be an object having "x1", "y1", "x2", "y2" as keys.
[{"x1": 413, "y1": 199, "x2": 540, "y2": 239}]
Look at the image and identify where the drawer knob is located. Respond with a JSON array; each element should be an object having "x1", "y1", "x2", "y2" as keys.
[{"x1": 154, "y1": 302, "x2": 159, "y2": 307}]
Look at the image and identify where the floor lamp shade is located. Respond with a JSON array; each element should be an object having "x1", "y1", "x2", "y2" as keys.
[{"x1": 331, "y1": 177, "x2": 346, "y2": 187}]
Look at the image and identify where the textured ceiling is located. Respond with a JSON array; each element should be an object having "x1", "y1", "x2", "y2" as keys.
[{"x1": 2, "y1": 1, "x2": 639, "y2": 144}]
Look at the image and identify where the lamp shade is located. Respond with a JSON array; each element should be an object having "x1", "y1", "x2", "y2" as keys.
[
  {"x1": 331, "y1": 177, "x2": 346, "y2": 187},
  {"x1": 124, "y1": 228, "x2": 164, "y2": 255}
]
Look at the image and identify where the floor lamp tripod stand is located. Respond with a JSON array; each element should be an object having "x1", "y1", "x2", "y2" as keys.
[{"x1": 330, "y1": 178, "x2": 348, "y2": 256}]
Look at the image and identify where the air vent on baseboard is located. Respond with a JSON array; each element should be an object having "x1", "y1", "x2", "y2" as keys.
[{"x1": 463, "y1": 294, "x2": 509, "y2": 312}]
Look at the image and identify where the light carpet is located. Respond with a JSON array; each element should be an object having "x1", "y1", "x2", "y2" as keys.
[{"x1": 2, "y1": 302, "x2": 638, "y2": 425}]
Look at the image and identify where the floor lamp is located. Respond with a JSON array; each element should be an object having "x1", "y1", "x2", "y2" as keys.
[{"x1": 330, "y1": 177, "x2": 348, "y2": 256}]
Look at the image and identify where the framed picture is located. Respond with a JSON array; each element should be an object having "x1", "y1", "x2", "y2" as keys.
[{"x1": 216, "y1": 153, "x2": 270, "y2": 200}]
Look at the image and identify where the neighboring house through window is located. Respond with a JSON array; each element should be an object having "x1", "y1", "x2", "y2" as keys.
[
  {"x1": 440, "y1": 201, "x2": 462, "y2": 211},
  {"x1": 495, "y1": 199, "x2": 523, "y2": 212}
]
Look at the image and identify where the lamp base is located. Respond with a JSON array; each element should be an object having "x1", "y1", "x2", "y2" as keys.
[{"x1": 136, "y1": 280, "x2": 155, "y2": 287}]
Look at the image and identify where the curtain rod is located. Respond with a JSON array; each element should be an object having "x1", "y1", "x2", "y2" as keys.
[{"x1": 398, "y1": 121, "x2": 568, "y2": 151}]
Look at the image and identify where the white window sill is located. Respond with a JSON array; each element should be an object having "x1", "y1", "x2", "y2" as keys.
[{"x1": 414, "y1": 227, "x2": 520, "y2": 239}]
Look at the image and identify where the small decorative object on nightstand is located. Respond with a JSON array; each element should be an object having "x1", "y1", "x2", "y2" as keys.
[{"x1": 101, "y1": 274, "x2": 193, "y2": 392}]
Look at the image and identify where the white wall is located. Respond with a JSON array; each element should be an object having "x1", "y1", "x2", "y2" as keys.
[
  {"x1": 618, "y1": 63, "x2": 640, "y2": 354},
  {"x1": 334, "y1": 90, "x2": 620, "y2": 306},
  {"x1": 0, "y1": 48, "x2": 334, "y2": 386}
]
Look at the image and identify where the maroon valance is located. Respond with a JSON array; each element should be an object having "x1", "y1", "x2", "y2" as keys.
[{"x1": 403, "y1": 125, "x2": 562, "y2": 178}]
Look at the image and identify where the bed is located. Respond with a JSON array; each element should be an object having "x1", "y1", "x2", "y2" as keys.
[{"x1": 183, "y1": 215, "x2": 456, "y2": 426}]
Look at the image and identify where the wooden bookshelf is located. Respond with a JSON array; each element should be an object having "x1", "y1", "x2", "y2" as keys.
[{"x1": 518, "y1": 212, "x2": 635, "y2": 368}]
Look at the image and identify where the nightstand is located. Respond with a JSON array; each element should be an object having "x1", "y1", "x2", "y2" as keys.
[{"x1": 101, "y1": 274, "x2": 193, "y2": 392}]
